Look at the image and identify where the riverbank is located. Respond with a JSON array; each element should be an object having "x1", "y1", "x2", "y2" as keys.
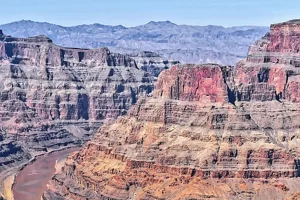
[
  {"x1": 2, "y1": 175, "x2": 14, "y2": 200},
  {"x1": 3, "y1": 146, "x2": 80, "y2": 200}
]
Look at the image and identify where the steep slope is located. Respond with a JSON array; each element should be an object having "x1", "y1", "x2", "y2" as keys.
[
  {"x1": 0, "y1": 20, "x2": 268, "y2": 65},
  {"x1": 0, "y1": 30, "x2": 155, "y2": 197},
  {"x1": 44, "y1": 20, "x2": 300, "y2": 200}
]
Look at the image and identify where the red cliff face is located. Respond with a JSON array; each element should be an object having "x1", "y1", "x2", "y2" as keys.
[
  {"x1": 235, "y1": 20, "x2": 300, "y2": 103},
  {"x1": 269, "y1": 20, "x2": 300, "y2": 54},
  {"x1": 154, "y1": 64, "x2": 228, "y2": 103},
  {"x1": 44, "y1": 20, "x2": 300, "y2": 200}
]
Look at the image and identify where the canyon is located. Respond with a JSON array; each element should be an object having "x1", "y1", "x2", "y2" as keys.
[
  {"x1": 43, "y1": 19, "x2": 300, "y2": 200},
  {"x1": 0, "y1": 29, "x2": 176, "y2": 199}
]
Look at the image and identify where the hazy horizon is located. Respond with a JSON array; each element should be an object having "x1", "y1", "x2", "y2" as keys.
[{"x1": 1, "y1": 0, "x2": 299, "y2": 27}]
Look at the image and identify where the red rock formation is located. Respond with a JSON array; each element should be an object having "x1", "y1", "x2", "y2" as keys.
[
  {"x1": 154, "y1": 64, "x2": 227, "y2": 103},
  {"x1": 44, "y1": 20, "x2": 300, "y2": 200}
]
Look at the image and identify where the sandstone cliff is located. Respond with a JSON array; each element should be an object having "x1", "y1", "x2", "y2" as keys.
[
  {"x1": 0, "y1": 30, "x2": 155, "y2": 196},
  {"x1": 44, "y1": 20, "x2": 300, "y2": 200}
]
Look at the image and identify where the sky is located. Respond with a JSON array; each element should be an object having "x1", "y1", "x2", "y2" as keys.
[{"x1": 0, "y1": 0, "x2": 299, "y2": 27}]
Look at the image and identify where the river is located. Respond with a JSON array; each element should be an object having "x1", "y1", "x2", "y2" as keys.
[{"x1": 12, "y1": 148, "x2": 79, "y2": 200}]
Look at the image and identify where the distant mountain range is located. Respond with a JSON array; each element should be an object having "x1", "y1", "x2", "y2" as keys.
[{"x1": 0, "y1": 20, "x2": 269, "y2": 65}]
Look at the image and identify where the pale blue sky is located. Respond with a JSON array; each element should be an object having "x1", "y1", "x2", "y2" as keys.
[{"x1": 0, "y1": 0, "x2": 299, "y2": 27}]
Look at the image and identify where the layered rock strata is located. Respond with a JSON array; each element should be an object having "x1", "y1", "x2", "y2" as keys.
[
  {"x1": 44, "y1": 20, "x2": 300, "y2": 200},
  {"x1": 0, "y1": 30, "x2": 155, "y2": 197},
  {"x1": 127, "y1": 51, "x2": 180, "y2": 78}
]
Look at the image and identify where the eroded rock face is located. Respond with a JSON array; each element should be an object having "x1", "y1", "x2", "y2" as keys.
[
  {"x1": 235, "y1": 20, "x2": 300, "y2": 103},
  {"x1": 127, "y1": 51, "x2": 180, "y2": 78},
  {"x1": 0, "y1": 31, "x2": 155, "y2": 191},
  {"x1": 43, "y1": 20, "x2": 300, "y2": 200}
]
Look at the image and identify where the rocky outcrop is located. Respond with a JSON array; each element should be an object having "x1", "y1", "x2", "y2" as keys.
[
  {"x1": 0, "y1": 30, "x2": 155, "y2": 197},
  {"x1": 44, "y1": 20, "x2": 300, "y2": 200},
  {"x1": 127, "y1": 51, "x2": 179, "y2": 78},
  {"x1": 235, "y1": 19, "x2": 300, "y2": 103}
]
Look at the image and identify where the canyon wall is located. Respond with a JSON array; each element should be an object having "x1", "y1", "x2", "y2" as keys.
[
  {"x1": 0, "y1": 30, "x2": 157, "y2": 197},
  {"x1": 44, "y1": 20, "x2": 300, "y2": 200}
]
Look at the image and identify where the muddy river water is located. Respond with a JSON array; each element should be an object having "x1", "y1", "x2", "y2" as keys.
[{"x1": 13, "y1": 148, "x2": 79, "y2": 200}]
